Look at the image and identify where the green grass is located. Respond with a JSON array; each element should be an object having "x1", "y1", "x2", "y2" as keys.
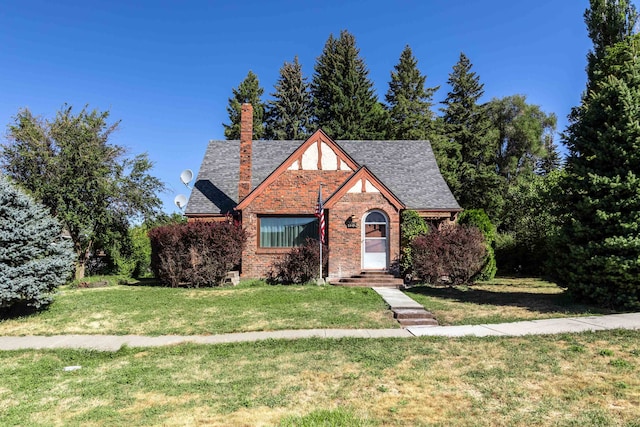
[
  {"x1": 406, "y1": 277, "x2": 616, "y2": 326},
  {"x1": 0, "y1": 280, "x2": 398, "y2": 336},
  {"x1": 1, "y1": 330, "x2": 639, "y2": 426},
  {"x1": 1, "y1": 276, "x2": 619, "y2": 335}
]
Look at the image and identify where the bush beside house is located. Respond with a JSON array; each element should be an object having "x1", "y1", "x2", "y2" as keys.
[
  {"x1": 411, "y1": 225, "x2": 487, "y2": 286},
  {"x1": 399, "y1": 210, "x2": 430, "y2": 277},
  {"x1": 149, "y1": 221, "x2": 246, "y2": 287},
  {"x1": 458, "y1": 209, "x2": 497, "y2": 280},
  {"x1": 267, "y1": 238, "x2": 328, "y2": 285}
]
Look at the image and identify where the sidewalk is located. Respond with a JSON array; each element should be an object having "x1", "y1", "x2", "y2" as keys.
[{"x1": 1, "y1": 313, "x2": 639, "y2": 351}]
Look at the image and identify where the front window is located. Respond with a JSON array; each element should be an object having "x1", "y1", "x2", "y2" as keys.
[{"x1": 259, "y1": 216, "x2": 318, "y2": 248}]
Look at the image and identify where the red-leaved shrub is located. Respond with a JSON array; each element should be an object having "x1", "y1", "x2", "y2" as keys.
[
  {"x1": 411, "y1": 225, "x2": 486, "y2": 286},
  {"x1": 148, "y1": 221, "x2": 246, "y2": 287},
  {"x1": 267, "y1": 238, "x2": 328, "y2": 285}
]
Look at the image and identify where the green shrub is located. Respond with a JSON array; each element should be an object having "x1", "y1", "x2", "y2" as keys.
[
  {"x1": 102, "y1": 214, "x2": 187, "y2": 279},
  {"x1": 400, "y1": 210, "x2": 430, "y2": 276},
  {"x1": 0, "y1": 176, "x2": 75, "y2": 310},
  {"x1": 458, "y1": 209, "x2": 497, "y2": 280},
  {"x1": 267, "y1": 238, "x2": 328, "y2": 285}
]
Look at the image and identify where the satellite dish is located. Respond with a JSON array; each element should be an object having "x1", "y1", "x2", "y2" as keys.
[
  {"x1": 174, "y1": 194, "x2": 188, "y2": 210},
  {"x1": 180, "y1": 169, "x2": 193, "y2": 188}
]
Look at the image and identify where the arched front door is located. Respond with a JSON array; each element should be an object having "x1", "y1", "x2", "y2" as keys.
[{"x1": 362, "y1": 210, "x2": 388, "y2": 270}]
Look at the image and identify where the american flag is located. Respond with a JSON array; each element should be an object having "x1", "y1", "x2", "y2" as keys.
[{"x1": 315, "y1": 185, "x2": 325, "y2": 244}]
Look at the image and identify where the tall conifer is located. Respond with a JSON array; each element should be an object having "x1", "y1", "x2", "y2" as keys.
[
  {"x1": 311, "y1": 30, "x2": 384, "y2": 139},
  {"x1": 223, "y1": 71, "x2": 265, "y2": 140},
  {"x1": 265, "y1": 57, "x2": 312, "y2": 140},
  {"x1": 385, "y1": 45, "x2": 438, "y2": 140},
  {"x1": 440, "y1": 53, "x2": 501, "y2": 217},
  {"x1": 553, "y1": 1, "x2": 640, "y2": 308}
]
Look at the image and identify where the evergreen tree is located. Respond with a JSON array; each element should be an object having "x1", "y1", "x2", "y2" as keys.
[
  {"x1": 440, "y1": 53, "x2": 501, "y2": 218},
  {"x1": 584, "y1": 0, "x2": 638, "y2": 85},
  {"x1": 385, "y1": 45, "x2": 438, "y2": 140},
  {"x1": 265, "y1": 57, "x2": 312, "y2": 140},
  {"x1": 311, "y1": 30, "x2": 384, "y2": 139},
  {"x1": 0, "y1": 175, "x2": 74, "y2": 310},
  {"x1": 554, "y1": 32, "x2": 640, "y2": 309},
  {"x1": 536, "y1": 133, "x2": 562, "y2": 175},
  {"x1": 223, "y1": 71, "x2": 265, "y2": 139}
]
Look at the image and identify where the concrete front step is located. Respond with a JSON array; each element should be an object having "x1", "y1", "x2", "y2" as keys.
[
  {"x1": 335, "y1": 272, "x2": 403, "y2": 288},
  {"x1": 394, "y1": 308, "x2": 436, "y2": 320},
  {"x1": 339, "y1": 278, "x2": 404, "y2": 284},
  {"x1": 394, "y1": 308, "x2": 438, "y2": 327},
  {"x1": 338, "y1": 282, "x2": 400, "y2": 288},
  {"x1": 397, "y1": 318, "x2": 439, "y2": 327}
]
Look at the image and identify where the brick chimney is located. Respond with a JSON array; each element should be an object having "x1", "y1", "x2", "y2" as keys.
[{"x1": 238, "y1": 103, "x2": 253, "y2": 202}]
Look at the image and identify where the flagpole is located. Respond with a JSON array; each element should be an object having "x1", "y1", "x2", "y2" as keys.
[{"x1": 319, "y1": 183, "x2": 323, "y2": 283}]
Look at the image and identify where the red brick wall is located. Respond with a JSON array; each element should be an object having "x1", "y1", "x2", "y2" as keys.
[
  {"x1": 241, "y1": 169, "x2": 352, "y2": 278},
  {"x1": 327, "y1": 193, "x2": 400, "y2": 280},
  {"x1": 238, "y1": 103, "x2": 253, "y2": 201}
]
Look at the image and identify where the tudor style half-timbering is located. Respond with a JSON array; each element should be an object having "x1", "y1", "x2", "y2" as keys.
[{"x1": 185, "y1": 104, "x2": 461, "y2": 281}]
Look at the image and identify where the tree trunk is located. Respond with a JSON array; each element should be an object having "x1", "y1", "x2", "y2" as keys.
[{"x1": 75, "y1": 262, "x2": 86, "y2": 280}]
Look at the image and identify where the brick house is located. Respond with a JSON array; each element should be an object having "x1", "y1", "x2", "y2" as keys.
[{"x1": 185, "y1": 104, "x2": 461, "y2": 282}]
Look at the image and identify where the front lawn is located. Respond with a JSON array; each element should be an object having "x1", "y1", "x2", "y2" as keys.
[
  {"x1": 1, "y1": 277, "x2": 618, "y2": 336},
  {"x1": 2, "y1": 330, "x2": 639, "y2": 426},
  {"x1": 407, "y1": 277, "x2": 616, "y2": 326},
  {"x1": 0, "y1": 281, "x2": 398, "y2": 336}
]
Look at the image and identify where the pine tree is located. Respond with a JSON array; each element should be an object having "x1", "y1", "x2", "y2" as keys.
[
  {"x1": 584, "y1": 0, "x2": 638, "y2": 85},
  {"x1": 440, "y1": 53, "x2": 501, "y2": 217},
  {"x1": 385, "y1": 45, "x2": 438, "y2": 140},
  {"x1": 223, "y1": 71, "x2": 265, "y2": 140},
  {"x1": 536, "y1": 133, "x2": 562, "y2": 175},
  {"x1": 265, "y1": 57, "x2": 312, "y2": 140},
  {"x1": 553, "y1": 21, "x2": 640, "y2": 311},
  {"x1": 311, "y1": 30, "x2": 384, "y2": 139},
  {"x1": 0, "y1": 175, "x2": 74, "y2": 310}
]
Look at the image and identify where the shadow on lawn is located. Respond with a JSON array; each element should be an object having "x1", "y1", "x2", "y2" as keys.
[
  {"x1": 404, "y1": 285, "x2": 617, "y2": 316},
  {"x1": 120, "y1": 278, "x2": 165, "y2": 287},
  {"x1": 0, "y1": 303, "x2": 43, "y2": 320}
]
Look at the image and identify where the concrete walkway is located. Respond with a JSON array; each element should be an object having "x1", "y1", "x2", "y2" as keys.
[
  {"x1": 407, "y1": 313, "x2": 640, "y2": 337},
  {"x1": 1, "y1": 287, "x2": 639, "y2": 351},
  {"x1": 0, "y1": 330, "x2": 412, "y2": 351},
  {"x1": 0, "y1": 313, "x2": 639, "y2": 351},
  {"x1": 372, "y1": 287, "x2": 424, "y2": 310}
]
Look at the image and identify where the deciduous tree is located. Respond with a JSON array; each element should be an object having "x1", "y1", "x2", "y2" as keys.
[
  {"x1": 1, "y1": 105, "x2": 165, "y2": 279},
  {"x1": 486, "y1": 95, "x2": 557, "y2": 187}
]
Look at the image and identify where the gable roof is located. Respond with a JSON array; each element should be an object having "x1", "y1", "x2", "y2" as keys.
[
  {"x1": 338, "y1": 140, "x2": 459, "y2": 210},
  {"x1": 236, "y1": 129, "x2": 359, "y2": 210},
  {"x1": 185, "y1": 136, "x2": 460, "y2": 215},
  {"x1": 323, "y1": 166, "x2": 405, "y2": 211}
]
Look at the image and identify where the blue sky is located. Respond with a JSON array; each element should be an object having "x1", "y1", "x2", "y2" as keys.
[{"x1": 1, "y1": 0, "x2": 598, "y2": 214}]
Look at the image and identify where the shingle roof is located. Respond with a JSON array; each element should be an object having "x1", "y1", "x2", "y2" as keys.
[{"x1": 185, "y1": 138, "x2": 460, "y2": 215}]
